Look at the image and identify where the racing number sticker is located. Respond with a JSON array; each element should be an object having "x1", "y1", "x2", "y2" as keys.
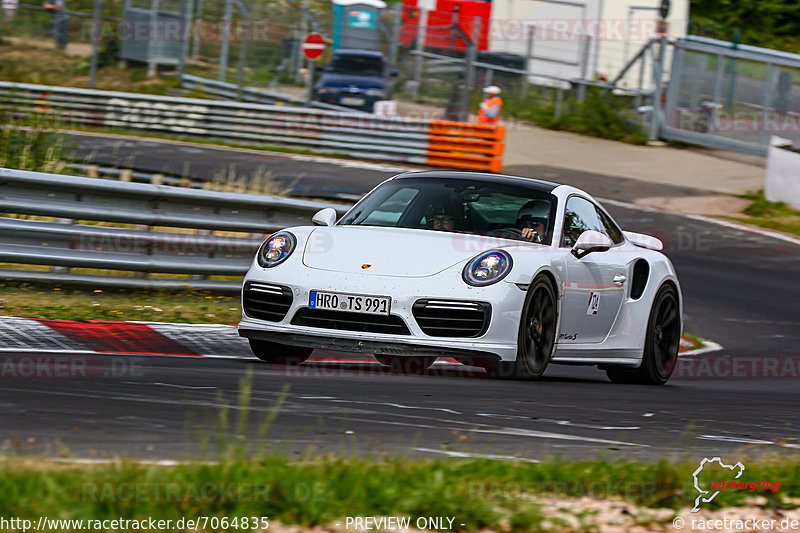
[{"x1": 587, "y1": 292, "x2": 599, "y2": 315}]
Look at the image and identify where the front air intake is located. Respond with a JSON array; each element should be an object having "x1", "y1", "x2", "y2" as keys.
[
  {"x1": 242, "y1": 282, "x2": 293, "y2": 322},
  {"x1": 291, "y1": 308, "x2": 411, "y2": 335},
  {"x1": 412, "y1": 299, "x2": 491, "y2": 338}
]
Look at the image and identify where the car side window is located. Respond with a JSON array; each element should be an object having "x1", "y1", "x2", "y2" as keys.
[
  {"x1": 595, "y1": 207, "x2": 624, "y2": 244},
  {"x1": 561, "y1": 196, "x2": 604, "y2": 248}
]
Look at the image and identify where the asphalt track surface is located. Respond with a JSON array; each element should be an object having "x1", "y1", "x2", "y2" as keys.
[
  {"x1": 3, "y1": 138, "x2": 800, "y2": 460},
  {"x1": 65, "y1": 133, "x2": 408, "y2": 201}
]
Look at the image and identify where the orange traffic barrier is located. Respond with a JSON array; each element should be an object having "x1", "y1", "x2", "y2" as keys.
[
  {"x1": 425, "y1": 120, "x2": 505, "y2": 172},
  {"x1": 429, "y1": 120, "x2": 506, "y2": 140}
]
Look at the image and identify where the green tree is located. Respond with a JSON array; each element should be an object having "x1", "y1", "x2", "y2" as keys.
[{"x1": 689, "y1": 0, "x2": 800, "y2": 51}]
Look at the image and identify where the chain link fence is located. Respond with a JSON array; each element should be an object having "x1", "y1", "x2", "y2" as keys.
[{"x1": 11, "y1": 0, "x2": 799, "y2": 156}]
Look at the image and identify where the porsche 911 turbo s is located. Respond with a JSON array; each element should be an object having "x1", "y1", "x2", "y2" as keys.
[{"x1": 238, "y1": 171, "x2": 683, "y2": 385}]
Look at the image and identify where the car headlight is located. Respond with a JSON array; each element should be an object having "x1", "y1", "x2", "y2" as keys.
[
  {"x1": 365, "y1": 89, "x2": 385, "y2": 97},
  {"x1": 317, "y1": 87, "x2": 338, "y2": 94},
  {"x1": 462, "y1": 250, "x2": 512, "y2": 286},
  {"x1": 257, "y1": 231, "x2": 296, "y2": 268}
]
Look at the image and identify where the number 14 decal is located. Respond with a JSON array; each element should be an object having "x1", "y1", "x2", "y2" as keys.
[{"x1": 587, "y1": 292, "x2": 599, "y2": 315}]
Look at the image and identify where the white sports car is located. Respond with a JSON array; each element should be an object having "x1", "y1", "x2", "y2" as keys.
[{"x1": 238, "y1": 171, "x2": 683, "y2": 385}]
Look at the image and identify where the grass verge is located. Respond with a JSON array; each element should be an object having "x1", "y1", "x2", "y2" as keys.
[
  {"x1": 729, "y1": 192, "x2": 800, "y2": 237},
  {"x1": 0, "y1": 41, "x2": 192, "y2": 94},
  {"x1": 1, "y1": 454, "x2": 798, "y2": 531},
  {"x1": 0, "y1": 281, "x2": 241, "y2": 323}
]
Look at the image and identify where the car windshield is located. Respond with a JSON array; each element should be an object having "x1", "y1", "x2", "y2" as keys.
[
  {"x1": 339, "y1": 177, "x2": 558, "y2": 245},
  {"x1": 329, "y1": 54, "x2": 384, "y2": 76}
]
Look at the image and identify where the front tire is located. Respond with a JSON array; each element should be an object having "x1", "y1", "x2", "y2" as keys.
[
  {"x1": 485, "y1": 275, "x2": 557, "y2": 380},
  {"x1": 248, "y1": 339, "x2": 313, "y2": 365},
  {"x1": 606, "y1": 284, "x2": 680, "y2": 385}
]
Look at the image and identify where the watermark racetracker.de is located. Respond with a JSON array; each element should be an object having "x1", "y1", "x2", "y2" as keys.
[{"x1": 0, "y1": 355, "x2": 149, "y2": 379}]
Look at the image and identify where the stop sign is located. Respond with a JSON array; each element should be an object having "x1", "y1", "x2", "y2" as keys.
[{"x1": 301, "y1": 33, "x2": 326, "y2": 61}]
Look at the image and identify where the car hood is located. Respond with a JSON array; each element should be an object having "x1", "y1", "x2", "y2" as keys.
[
  {"x1": 302, "y1": 226, "x2": 520, "y2": 277},
  {"x1": 317, "y1": 72, "x2": 384, "y2": 90}
]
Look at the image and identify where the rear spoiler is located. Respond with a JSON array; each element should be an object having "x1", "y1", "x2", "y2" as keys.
[{"x1": 624, "y1": 231, "x2": 663, "y2": 251}]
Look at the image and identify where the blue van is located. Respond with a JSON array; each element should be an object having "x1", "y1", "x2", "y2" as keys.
[{"x1": 314, "y1": 49, "x2": 395, "y2": 112}]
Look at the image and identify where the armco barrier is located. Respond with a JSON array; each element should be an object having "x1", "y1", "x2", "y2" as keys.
[
  {"x1": 0, "y1": 82, "x2": 505, "y2": 173},
  {"x1": 180, "y1": 74, "x2": 353, "y2": 112},
  {"x1": 0, "y1": 168, "x2": 353, "y2": 292}
]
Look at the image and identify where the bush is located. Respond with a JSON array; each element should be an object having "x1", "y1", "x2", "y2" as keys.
[
  {"x1": 503, "y1": 84, "x2": 648, "y2": 145},
  {"x1": 0, "y1": 106, "x2": 67, "y2": 172}
]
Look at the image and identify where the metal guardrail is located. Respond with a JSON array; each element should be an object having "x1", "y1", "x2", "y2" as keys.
[
  {"x1": 0, "y1": 168, "x2": 352, "y2": 292},
  {"x1": 65, "y1": 163, "x2": 364, "y2": 202},
  {"x1": 0, "y1": 81, "x2": 505, "y2": 172},
  {"x1": 181, "y1": 74, "x2": 354, "y2": 112}
]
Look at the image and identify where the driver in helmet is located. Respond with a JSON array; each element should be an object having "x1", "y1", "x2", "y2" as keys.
[{"x1": 516, "y1": 200, "x2": 550, "y2": 243}]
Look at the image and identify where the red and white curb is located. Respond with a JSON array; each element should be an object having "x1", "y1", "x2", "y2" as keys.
[
  {"x1": 679, "y1": 336, "x2": 723, "y2": 356},
  {"x1": 0, "y1": 317, "x2": 249, "y2": 359},
  {"x1": 0, "y1": 316, "x2": 719, "y2": 360}
]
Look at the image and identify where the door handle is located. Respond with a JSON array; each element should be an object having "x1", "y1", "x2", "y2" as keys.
[{"x1": 613, "y1": 274, "x2": 627, "y2": 285}]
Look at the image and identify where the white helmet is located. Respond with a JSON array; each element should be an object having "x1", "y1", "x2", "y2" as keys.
[
  {"x1": 516, "y1": 200, "x2": 550, "y2": 228},
  {"x1": 483, "y1": 85, "x2": 502, "y2": 95}
]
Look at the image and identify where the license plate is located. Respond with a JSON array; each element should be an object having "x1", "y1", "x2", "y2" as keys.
[
  {"x1": 309, "y1": 290, "x2": 390, "y2": 315},
  {"x1": 340, "y1": 97, "x2": 365, "y2": 106}
]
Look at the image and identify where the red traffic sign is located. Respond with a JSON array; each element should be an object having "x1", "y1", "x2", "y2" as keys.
[{"x1": 301, "y1": 33, "x2": 326, "y2": 61}]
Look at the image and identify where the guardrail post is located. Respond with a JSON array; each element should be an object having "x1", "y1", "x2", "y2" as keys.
[
  {"x1": 191, "y1": 228, "x2": 211, "y2": 281},
  {"x1": 51, "y1": 217, "x2": 75, "y2": 274}
]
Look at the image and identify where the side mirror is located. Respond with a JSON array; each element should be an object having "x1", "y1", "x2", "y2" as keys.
[
  {"x1": 312, "y1": 207, "x2": 337, "y2": 226},
  {"x1": 571, "y1": 230, "x2": 613, "y2": 258},
  {"x1": 389, "y1": 69, "x2": 399, "y2": 77}
]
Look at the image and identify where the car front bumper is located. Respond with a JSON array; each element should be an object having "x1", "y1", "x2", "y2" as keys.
[{"x1": 238, "y1": 265, "x2": 525, "y2": 361}]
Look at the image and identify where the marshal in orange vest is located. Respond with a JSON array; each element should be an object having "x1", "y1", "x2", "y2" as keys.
[{"x1": 477, "y1": 86, "x2": 503, "y2": 124}]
